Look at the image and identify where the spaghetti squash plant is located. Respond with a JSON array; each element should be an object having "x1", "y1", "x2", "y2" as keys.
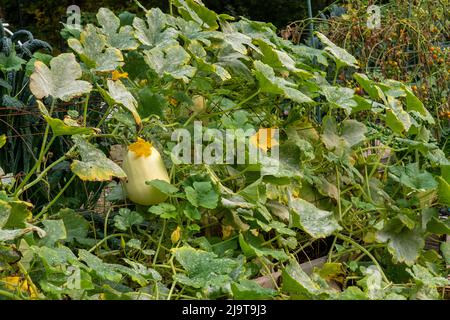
[{"x1": 0, "y1": 1, "x2": 449, "y2": 300}]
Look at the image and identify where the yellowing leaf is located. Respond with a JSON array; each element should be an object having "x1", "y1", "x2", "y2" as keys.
[
  {"x1": 0, "y1": 276, "x2": 39, "y2": 298},
  {"x1": 105, "y1": 80, "x2": 142, "y2": 128},
  {"x1": 71, "y1": 135, "x2": 127, "y2": 181},
  {"x1": 30, "y1": 53, "x2": 92, "y2": 102}
]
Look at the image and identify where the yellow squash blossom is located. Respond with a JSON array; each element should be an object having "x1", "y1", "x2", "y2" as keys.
[
  {"x1": 249, "y1": 128, "x2": 279, "y2": 153},
  {"x1": 111, "y1": 70, "x2": 129, "y2": 81}
]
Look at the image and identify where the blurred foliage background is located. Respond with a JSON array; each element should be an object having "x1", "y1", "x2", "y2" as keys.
[{"x1": 1, "y1": 0, "x2": 333, "y2": 49}]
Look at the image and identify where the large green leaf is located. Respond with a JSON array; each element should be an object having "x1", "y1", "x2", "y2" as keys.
[
  {"x1": 389, "y1": 163, "x2": 438, "y2": 191},
  {"x1": 321, "y1": 85, "x2": 357, "y2": 115},
  {"x1": 353, "y1": 73, "x2": 382, "y2": 100},
  {"x1": 315, "y1": 32, "x2": 358, "y2": 68},
  {"x1": 254, "y1": 61, "x2": 313, "y2": 104},
  {"x1": 185, "y1": 181, "x2": 219, "y2": 209},
  {"x1": 58, "y1": 209, "x2": 90, "y2": 242},
  {"x1": 376, "y1": 219, "x2": 424, "y2": 266},
  {"x1": 78, "y1": 249, "x2": 122, "y2": 282},
  {"x1": 71, "y1": 135, "x2": 126, "y2": 181},
  {"x1": 282, "y1": 259, "x2": 330, "y2": 299},
  {"x1": 143, "y1": 43, "x2": 196, "y2": 83},
  {"x1": 385, "y1": 96, "x2": 411, "y2": 134},
  {"x1": 289, "y1": 198, "x2": 342, "y2": 238},
  {"x1": 40, "y1": 220, "x2": 67, "y2": 247},
  {"x1": 133, "y1": 8, "x2": 179, "y2": 47},
  {"x1": 321, "y1": 116, "x2": 366, "y2": 158},
  {"x1": 0, "y1": 195, "x2": 32, "y2": 229},
  {"x1": 114, "y1": 208, "x2": 144, "y2": 231},
  {"x1": 30, "y1": 53, "x2": 92, "y2": 101},
  {"x1": 68, "y1": 24, "x2": 124, "y2": 72},
  {"x1": 172, "y1": 246, "x2": 240, "y2": 289},
  {"x1": 96, "y1": 8, "x2": 138, "y2": 50},
  {"x1": 254, "y1": 39, "x2": 311, "y2": 77},
  {"x1": 403, "y1": 86, "x2": 434, "y2": 124}
]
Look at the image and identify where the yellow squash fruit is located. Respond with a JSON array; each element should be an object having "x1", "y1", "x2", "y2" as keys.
[{"x1": 122, "y1": 138, "x2": 170, "y2": 206}]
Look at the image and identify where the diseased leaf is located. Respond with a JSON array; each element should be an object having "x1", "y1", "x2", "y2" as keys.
[
  {"x1": 282, "y1": 258, "x2": 331, "y2": 299},
  {"x1": 0, "y1": 135, "x2": 5, "y2": 149},
  {"x1": 78, "y1": 249, "x2": 122, "y2": 282},
  {"x1": 289, "y1": 198, "x2": 342, "y2": 238},
  {"x1": 315, "y1": 32, "x2": 358, "y2": 68},
  {"x1": 30, "y1": 53, "x2": 92, "y2": 101},
  {"x1": 68, "y1": 24, "x2": 124, "y2": 72},
  {"x1": 254, "y1": 61, "x2": 313, "y2": 104},
  {"x1": 0, "y1": 196, "x2": 33, "y2": 229},
  {"x1": 71, "y1": 135, "x2": 127, "y2": 181},
  {"x1": 376, "y1": 219, "x2": 424, "y2": 266},
  {"x1": 133, "y1": 8, "x2": 179, "y2": 47},
  {"x1": 322, "y1": 85, "x2": 357, "y2": 115},
  {"x1": 173, "y1": 0, "x2": 219, "y2": 30},
  {"x1": 385, "y1": 96, "x2": 411, "y2": 134},
  {"x1": 40, "y1": 220, "x2": 67, "y2": 247},
  {"x1": 143, "y1": 43, "x2": 196, "y2": 83},
  {"x1": 389, "y1": 163, "x2": 438, "y2": 191},
  {"x1": 172, "y1": 246, "x2": 239, "y2": 289},
  {"x1": 96, "y1": 8, "x2": 138, "y2": 50},
  {"x1": 105, "y1": 79, "x2": 142, "y2": 127}
]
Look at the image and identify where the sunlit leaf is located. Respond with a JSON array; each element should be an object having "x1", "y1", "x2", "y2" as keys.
[
  {"x1": 172, "y1": 246, "x2": 240, "y2": 289},
  {"x1": 254, "y1": 61, "x2": 313, "y2": 104},
  {"x1": 30, "y1": 53, "x2": 92, "y2": 101},
  {"x1": 172, "y1": 0, "x2": 219, "y2": 30},
  {"x1": 68, "y1": 24, "x2": 124, "y2": 72},
  {"x1": 96, "y1": 8, "x2": 138, "y2": 50},
  {"x1": 105, "y1": 79, "x2": 142, "y2": 127},
  {"x1": 289, "y1": 198, "x2": 342, "y2": 238},
  {"x1": 133, "y1": 8, "x2": 179, "y2": 47},
  {"x1": 315, "y1": 32, "x2": 358, "y2": 68},
  {"x1": 143, "y1": 43, "x2": 196, "y2": 83},
  {"x1": 376, "y1": 218, "x2": 424, "y2": 266},
  {"x1": 71, "y1": 135, "x2": 126, "y2": 181}
]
